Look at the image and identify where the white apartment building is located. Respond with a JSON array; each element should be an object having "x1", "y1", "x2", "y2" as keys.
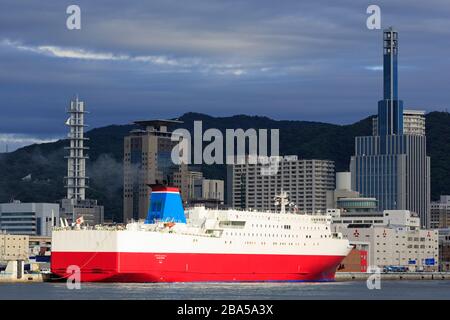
[
  {"x1": 372, "y1": 109, "x2": 426, "y2": 136},
  {"x1": 227, "y1": 156, "x2": 335, "y2": 214}
]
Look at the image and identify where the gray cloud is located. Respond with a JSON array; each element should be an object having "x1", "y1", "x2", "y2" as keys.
[{"x1": 0, "y1": 0, "x2": 449, "y2": 145}]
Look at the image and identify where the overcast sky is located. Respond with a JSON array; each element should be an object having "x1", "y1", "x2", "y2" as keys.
[{"x1": 1, "y1": 0, "x2": 450, "y2": 151}]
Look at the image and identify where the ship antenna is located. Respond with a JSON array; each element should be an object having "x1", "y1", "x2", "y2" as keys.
[{"x1": 274, "y1": 189, "x2": 290, "y2": 214}]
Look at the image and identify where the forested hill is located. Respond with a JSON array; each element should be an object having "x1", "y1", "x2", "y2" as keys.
[{"x1": 1, "y1": 111, "x2": 449, "y2": 222}]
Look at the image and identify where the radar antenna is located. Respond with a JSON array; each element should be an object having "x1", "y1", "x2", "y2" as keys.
[{"x1": 274, "y1": 190, "x2": 290, "y2": 214}]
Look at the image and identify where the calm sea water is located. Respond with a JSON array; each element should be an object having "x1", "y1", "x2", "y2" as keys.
[{"x1": 1, "y1": 280, "x2": 450, "y2": 300}]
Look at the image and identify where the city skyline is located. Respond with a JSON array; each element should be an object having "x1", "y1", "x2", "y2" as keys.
[{"x1": 1, "y1": 1, "x2": 450, "y2": 152}]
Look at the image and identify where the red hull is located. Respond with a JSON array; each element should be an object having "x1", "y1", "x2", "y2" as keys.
[{"x1": 51, "y1": 252, "x2": 346, "y2": 282}]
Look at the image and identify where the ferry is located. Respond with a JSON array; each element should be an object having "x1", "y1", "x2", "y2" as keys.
[{"x1": 51, "y1": 186, "x2": 351, "y2": 282}]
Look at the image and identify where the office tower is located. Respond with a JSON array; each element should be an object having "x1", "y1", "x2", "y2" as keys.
[
  {"x1": 228, "y1": 156, "x2": 334, "y2": 214},
  {"x1": 351, "y1": 28, "x2": 431, "y2": 227},
  {"x1": 123, "y1": 120, "x2": 182, "y2": 222},
  {"x1": 60, "y1": 98, "x2": 104, "y2": 226}
]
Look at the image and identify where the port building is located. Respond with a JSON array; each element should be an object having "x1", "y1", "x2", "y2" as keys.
[
  {"x1": 330, "y1": 208, "x2": 438, "y2": 271},
  {"x1": 0, "y1": 201, "x2": 59, "y2": 237}
]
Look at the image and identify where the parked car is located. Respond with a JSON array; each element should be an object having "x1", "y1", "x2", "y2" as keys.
[{"x1": 383, "y1": 266, "x2": 408, "y2": 273}]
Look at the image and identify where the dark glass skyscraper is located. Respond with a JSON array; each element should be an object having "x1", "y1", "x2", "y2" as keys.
[
  {"x1": 351, "y1": 28, "x2": 430, "y2": 227},
  {"x1": 378, "y1": 27, "x2": 403, "y2": 136}
]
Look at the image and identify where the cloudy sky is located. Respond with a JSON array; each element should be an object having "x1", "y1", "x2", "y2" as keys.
[{"x1": 1, "y1": 0, "x2": 450, "y2": 151}]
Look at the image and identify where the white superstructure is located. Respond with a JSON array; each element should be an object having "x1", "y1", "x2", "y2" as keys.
[{"x1": 53, "y1": 206, "x2": 350, "y2": 257}]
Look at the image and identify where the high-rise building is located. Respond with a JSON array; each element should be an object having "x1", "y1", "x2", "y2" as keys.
[
  {"x1": 173, "y1": 166, "x2": 204, "y2": 203},
  {"x1": 61, "y1": 98, "x2": 104, "y2": 226},
  {"x1": 430, "y1": 196, "x2": 450, "y2": 229},
  {"x1": 123, "y1": 120, "x2": 182, "y2": 222},
  {"x1": 350, "y1": 28, "x2": 431, "y2": 227},
  {"x1": 228, "y1": 156, "x2": 334, "y2": 214},
  {"x1": 173, "y1": 167, "x2": 225, "y2": 204},
  {"x1": 372, "y1": 109, "x2": 426, "y2": 136}
]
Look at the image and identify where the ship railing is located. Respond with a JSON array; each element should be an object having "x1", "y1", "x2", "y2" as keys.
[
  {"x1": 52, "y1": 225, "x2": 127, "y2": 231},
  {"x1": 52, "y1": 224, "x2": 220, "y2": 237},
  {"x1": 200, "y1": 207, "x2": 308, "y2": 215}
]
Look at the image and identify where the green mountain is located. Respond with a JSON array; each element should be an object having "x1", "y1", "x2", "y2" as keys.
[{"x1": 1, "y1": 111, "x2": 449, "y2": 222}]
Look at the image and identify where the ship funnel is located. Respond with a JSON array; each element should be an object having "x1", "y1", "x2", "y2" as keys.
[{"x1": 145, "y1": 186, "x2": 186, "y2": 224}]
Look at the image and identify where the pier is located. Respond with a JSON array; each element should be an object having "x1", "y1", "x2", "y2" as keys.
[
  {"x1": 0, "y1": 260, "x2": 47, "y2": 283},
  {"x1": 336, "y1": 272, "x2": 450, "y2": 281}
]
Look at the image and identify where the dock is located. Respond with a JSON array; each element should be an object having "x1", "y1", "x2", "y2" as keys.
[
  {"x1": 336, "y1": 272, "x2": 450, "y2": 281},
  {"x1": 0, "y1": 260, "x2": 49, "y2": 283},
  {"x1": 0, "y1": 273, "x2": 45, "y2": 283}
]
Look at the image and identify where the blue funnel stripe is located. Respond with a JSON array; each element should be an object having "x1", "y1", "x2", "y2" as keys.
[{"x1": 145, "y1": 187, "x2": 186, "y2": 224}]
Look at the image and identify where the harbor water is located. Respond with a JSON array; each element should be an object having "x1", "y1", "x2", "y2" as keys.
[{"x1": 1, "y1": 280, "x2": 450, "y2": 300}]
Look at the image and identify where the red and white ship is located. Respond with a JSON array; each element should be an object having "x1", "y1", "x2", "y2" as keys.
[{"x1": 51, "y1": 187, "x2": 351, "y2": 282}]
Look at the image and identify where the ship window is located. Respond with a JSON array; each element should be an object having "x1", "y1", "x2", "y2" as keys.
[{"x1": 219, "y1": 221, "x2": 246, "y2": 228}]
